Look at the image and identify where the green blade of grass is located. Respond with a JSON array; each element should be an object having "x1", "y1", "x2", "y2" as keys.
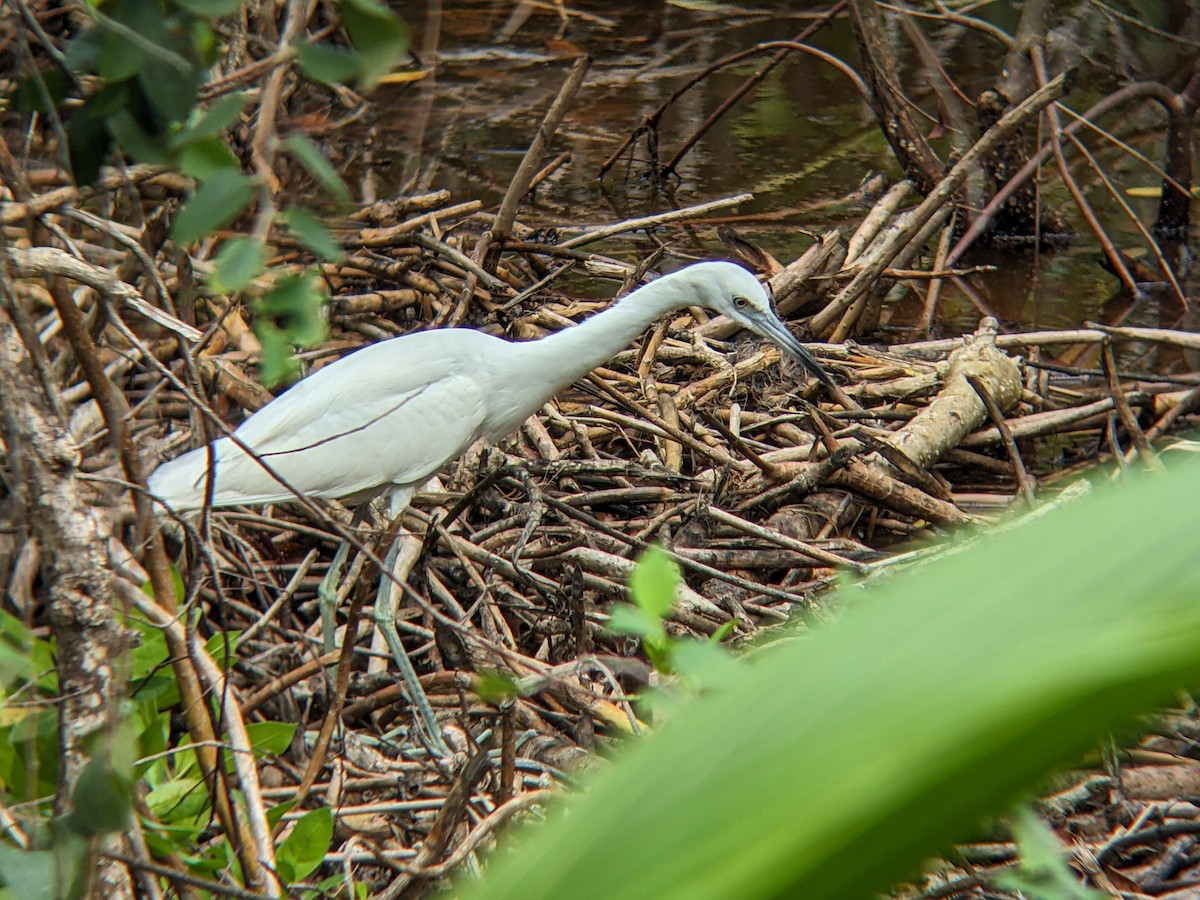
[{"x1": 462, "y1": 463, "x2": 1200, "y2": 900}]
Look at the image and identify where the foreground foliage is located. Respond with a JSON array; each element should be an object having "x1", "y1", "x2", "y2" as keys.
[{"x1": 464, "y1": 461, "x2": 1200, "y2": 899}]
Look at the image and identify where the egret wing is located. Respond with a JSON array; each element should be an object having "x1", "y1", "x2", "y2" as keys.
[
  {"x1": 248, "y1": 372, "x2": 486, "y2": 493},
  {"x1": 151, "y1": 370, "x2": 490, "y2": 509},
  {"x1": 149, "y1": 329, "x2": 502, "y2": 510}
]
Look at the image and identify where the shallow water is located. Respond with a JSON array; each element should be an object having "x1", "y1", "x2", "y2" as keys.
[{"x1": 366, "y1": 1, "x2": 1186, "y2": 345}]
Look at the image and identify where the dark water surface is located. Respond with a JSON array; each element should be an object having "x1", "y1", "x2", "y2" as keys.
[{"x1": 364, "y1": 1, "x2": 1183, "y2": 342}]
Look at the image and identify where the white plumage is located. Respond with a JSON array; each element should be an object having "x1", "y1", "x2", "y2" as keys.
[{"x1": 148, "y1": 261, "x2": 835, "y2": 514}]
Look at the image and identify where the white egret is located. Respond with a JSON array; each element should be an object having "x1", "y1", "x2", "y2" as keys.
[
  {"x1": 147, "y1": 260, "x2": 838, "y2": 753},
  {"x1": 149, "y1": 261, "x2": 836, "y2": 512}
]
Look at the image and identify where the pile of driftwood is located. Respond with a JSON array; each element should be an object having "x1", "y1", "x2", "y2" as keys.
[
  {"x1": 5, "y1": 1, "x2": 1200, "y2": 896},
  {"x1": 5, "y1": 158, "x2": 1200, "y2": 895}
]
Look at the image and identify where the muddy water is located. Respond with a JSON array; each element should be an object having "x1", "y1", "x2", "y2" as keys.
[{"x1": 368, "y1": 1, "x2": 1181, "y2": 342}]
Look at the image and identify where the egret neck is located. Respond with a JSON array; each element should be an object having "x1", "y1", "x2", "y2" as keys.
[{"x1": 482, "y1": 272, "x2": 690, "y2": 438}]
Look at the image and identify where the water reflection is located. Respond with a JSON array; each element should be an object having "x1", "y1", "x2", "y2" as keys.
[{"x1": 363, "y1": 1, "x2": 1186, "y2": 345}]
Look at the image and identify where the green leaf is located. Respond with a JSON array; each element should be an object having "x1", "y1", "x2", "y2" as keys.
[
  {"x1": 177, "y1": 137, "x2": 241, "y2": 181},
  {"x1": 294, "y1": 40, "x2": 361, "y2": 85},
  {"x1": 475, "y1": 671, "x2": 521, "y2": 705},
  {"x1": 88, "y1": 1, "x2": 189, "y2": 73},
  {"x1": 628, "y1": 545, "x2": 679, "y2": 619},
  {"x1": 173, "y1": 0, "x2": 246, "y2": 15},
  {"x1": 245, "y1": 721, "x2": 297, "y2": 757},
  {"x1": 282, "y1": 206, "x2": 344, "y2": 261},
  {"x1": 105, "y1": 108, "x2": 169, "y2": 164},
  {"x1": 205, "y1": 629, "x2": 240, "y2": 667},
  {"x1": 279, "y1": 133, "x2": 351, "y2": 202},
  {"x1": 191, "y1": 19, "x2": 219, "y2": 63},
  {"x1": 277, "y1": 807, "x2": 333, "y2": 884},
  {"x1": 0, "y1": 843, "x2": 58, "y2": 900},
  {"x1": 339, "y1": 0, "x2": 410, "y2": 89},
  {"x1": 606, "y1": 604, "x2": 665, "y2": 643},
  {"x1": 267, "y1": 800, "x2": 296, "y2": 828},
  {"x1": 170, "y1": 170, "x2": 256, "y2": 244},
  {"x1": 178, "y1": 91, "x2": 251, "y2": 144},
  {"x1": 256, "y1": 324, "x2": 300, "y2": 386},
  {"x1": 137, "y1": 59, "x2": 203, "y2": 123},
  {"x1": 67, "y1": 755, "x2": 133, "y2": 836},
  {"x1": 255, "y1": 272, "x2": 328, "y2": 386},
  {"x1": 608, "y1": 605, "x2": 670, "y2": 673},
  {"x1": 460, "y1": 462, "x2": 1200, "y2": 900},
  {"x1": 13, "y1": 67, "x2": 71, "y2": 114},
  {"x1": 709, "y1": 619, "x2": 737, "y2": 644},
  {"x1": 996, "y1": 806, "x2": 1106, "y2": 900},
  {"x1": 145, "y1": 775, "x2": 209, "y2": 826},
  {"x1": 209, "y1": 236, "x2": 265, "y2": 293},
  {"x1": 668, "y1": 638, "x2": 741, "y2": 688},
  {"x1": 98, "y1": 30, "x2": 146, "y2": 82},
  {"x1": 258, "y1": 272, "x2": 328, "y2": 347},
  {"x1": 66, "y1": 105, "x2": 113, "y2": 185},
  {"x1": 64, "y1": 28, "x2": 103, "y2": 72}
]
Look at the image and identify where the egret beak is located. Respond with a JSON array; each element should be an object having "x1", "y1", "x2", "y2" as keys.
[{"x1": 747, "y1": 310, "x2": 837, "y2": 390}]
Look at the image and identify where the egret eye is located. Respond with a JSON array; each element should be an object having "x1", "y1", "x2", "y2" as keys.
[{"x1": 733, "y1": 296, "x2": 749, "y2": 309}]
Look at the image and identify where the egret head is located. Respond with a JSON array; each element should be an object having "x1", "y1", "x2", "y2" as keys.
[{"x1": 684, "y1": 261, "x2": 834, "y2": 387}]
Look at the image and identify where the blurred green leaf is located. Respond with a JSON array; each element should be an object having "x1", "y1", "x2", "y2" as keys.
[
  {"x1": 606, "y1": 605, "x2": 664, "y2": 643},
  {"x1": 256, "y1": 324, "x2": 300, "y2": 386},
  {"x1": 255, "y1": 272, "x2": 328, "y2": 385},
  {"x1": 191, "y1": 18, "x2": 219, "y2": 62},
  {"x1": 282, "y1": 206, "x2": 344, "y2": 261},
  {"x1": 209, "y1": 236, "x2": 265, "y2": 293},
  {"x1": 67, "y1": 755, "x2": 133, "y2": 836},
  {"x1": 996, "y1": 806, "x2": 1105, "y2": 900},
  {"x1": 245, "y1": 721, "x2": 296, "y2": 757},
  {"x1": 177, "y1": 137, "x2": 241, "y2": 181},
  {"x1": 178, "y1": 91, "x2": 250, "y2": 144},
  {"x1": 64, "y1": 28, "x2": 103, "y2": 72},
  {"x1": 340, "y1": 0, "x2": 409, "y2": 89},
  {"x1": 258, "y1": 272, "x2": 328, "y2": 347},
  {"x1": 279, "y1": 133, "x2": 351, "y2": 202},
  {"x1": 137, "y1": 60, "x2": 202, "y2": 123},
  {"x1": 668, "y1": 639, "x2": 741, "y2": 688},
  {"x1": 461, "y1": 462, "x2": 1200, "y2": 900},
  {"x1": 105, "y1": 108, "x2": 169, "y2": 164},
  {"x1": 13, "y1": 67, "x2": 71, "y2": 114},
  {"x1": 629, "y1": 546, "x2": 679, "y2": 619},
  {"x1": 170, "y1": 170, "x2": 256, "y2": 244},
  {"x1": 173, "y1": 0, "x2": 246, "y2": 15},
  {"x1": 294, "y1": 40, "x2": 361, "y2": 85},
  {"x1": 276, "y1": 807, "x2": 333, "y2": 884},
  {"x1": 0, "y1": 843, "x2": 58, "y2": 900},
  {"x1": 709, "y1": 620, "x2": 737, "y2": 644},
  {"x1": 66, "y1": 104, "x2": 113, "y2": 185},
  {"x1": 98, "y1": 30, "x2": 146, "y2": 82},
  {"x1": 608, "y1": 604, "x2": 669, "y2": 673},
  {"x1": 87, "y1": 4, "x2": 190, "y2": 74},
  {"x1": 475, "y1": 672, "x2": 521, "y2": 705}
]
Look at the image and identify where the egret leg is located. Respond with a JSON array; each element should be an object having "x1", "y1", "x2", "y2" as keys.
[
  {"x1": 374, "y1": 532, "x2": 451, "y2": 758},
  {"x1": 317, "y1": 540, "x2": 351, "y2": 654},
  {"x1": 370, "y1": 484, "x2": 452, "y2": 758},
  {"x1": 316, "y1": 506, "x2": 369, "y2": 654}
]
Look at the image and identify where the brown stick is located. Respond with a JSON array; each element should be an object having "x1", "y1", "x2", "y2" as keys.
[
  {"x1": 848, "y1": 0, "x2": 944, "y2": 195},
  {"x1": 494, "y1": 55, "x2": 590, "y2": 236},
  {"x1": 809, "y1": 73, "x2": 1068, "y2": 337}
]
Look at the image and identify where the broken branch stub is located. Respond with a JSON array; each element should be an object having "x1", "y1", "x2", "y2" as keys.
[{"x1": 889, "y1": 317, "x2": 1023, "y2": 471}]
